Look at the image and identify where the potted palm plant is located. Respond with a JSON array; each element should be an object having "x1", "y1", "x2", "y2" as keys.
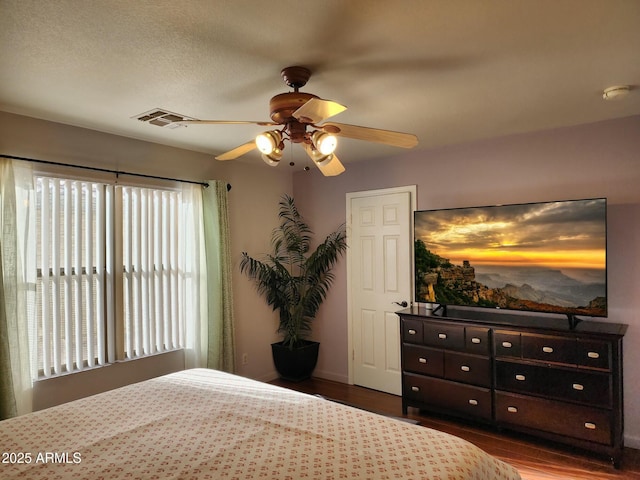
[{"x1": 240, "y1": 194, "x2": 347, "y2": 381}]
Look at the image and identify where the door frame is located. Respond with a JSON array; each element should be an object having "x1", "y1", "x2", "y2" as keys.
[{"x1": 346, "y1": 185, "x2": 417, "y2": 386}]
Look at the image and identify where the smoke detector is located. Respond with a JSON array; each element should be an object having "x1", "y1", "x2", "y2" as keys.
[{"x1": 602, "y1": 85, "x2": 630, "y2": 101}]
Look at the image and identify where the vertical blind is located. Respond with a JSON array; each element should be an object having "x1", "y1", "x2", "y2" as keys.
[
  {"x1": 36, "y1": 178, "x2": 109, "y2": 376},
  {"x1": 35, "y1": 177, "x2": 186, "y2": 377},
  {"x1": 121, "y1": 186, "x2": 184, "y2": 359}
]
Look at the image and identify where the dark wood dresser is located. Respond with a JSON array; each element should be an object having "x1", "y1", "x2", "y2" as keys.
[{"x1": 398, "y1": 306, "x2": 627, "y2": 467}]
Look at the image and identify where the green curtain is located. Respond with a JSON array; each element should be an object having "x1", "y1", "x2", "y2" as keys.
[
  {"x1": 202, "y1": 181, "x2": 236, "y2": 372},
  {"x1": 1, "y1": 159, "x2": 17, "y2": 419},
  {"x1": 0, "y1": 241, "x2": 17, "y2": 420},
  {"x1": 0, "y1": 159, "x2": 35, "y2": 419}
]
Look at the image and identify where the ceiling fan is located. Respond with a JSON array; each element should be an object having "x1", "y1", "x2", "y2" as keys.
[{"x1": 178, "y1": 66, "x2": 418, "y2": 176}]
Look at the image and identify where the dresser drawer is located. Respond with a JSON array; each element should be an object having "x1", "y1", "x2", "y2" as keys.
[
  {"x1": 495, "y1": 360, "x2": 611, "y2": 408},
  {"x1": 522, "y1": 333, "x2": 576, "y2": 365},
  {"x1": 465, "y1": 327, "x2": 491, "y2": 355},
  {"x1": 445, "y1": 351, "x2": 491, "y2": 387},
  {"x1": 403, "y1": 373, "x2": 492, "y2": 421},
  {"x1": 577, "y1": 339, "x2": 611, "y2": 370},
  {"x1": 496, "y1": 391, "x2": 612, "y2": 445},
  {"x1": 494, "y1": 330, "x2": 521, "y2": 357},
  {"x1": 424, "y1": 323, "x2": 464, "y2": 350},
  {"x1": 403, "y1": 344, "x2": 444, "y2": 377},
  {"x1": 402, "y1": 319, "x2": 424, "y2": 344}
]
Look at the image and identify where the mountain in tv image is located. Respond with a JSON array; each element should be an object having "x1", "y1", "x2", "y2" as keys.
[{"x1": 415, "y1": 246, "x2": 606, "y2": 317}]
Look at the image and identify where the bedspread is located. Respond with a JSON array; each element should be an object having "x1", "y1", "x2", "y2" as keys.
[{"x1": 1, "y1": 368, "x2": 521, "y2": 479}]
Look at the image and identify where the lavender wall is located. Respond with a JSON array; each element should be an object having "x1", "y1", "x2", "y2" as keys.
[{"x1": 292, "y1": 115, "x2": 640, "y2": 447}]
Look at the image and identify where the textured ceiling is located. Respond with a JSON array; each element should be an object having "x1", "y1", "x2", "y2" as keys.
[{"x1": 1, "y1": 0, "x2": 639, "y2": 172}]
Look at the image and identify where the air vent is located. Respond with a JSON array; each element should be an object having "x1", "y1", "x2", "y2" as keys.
[{"x1": 132, "y1": 108, "x2": 196, "y2": 129}]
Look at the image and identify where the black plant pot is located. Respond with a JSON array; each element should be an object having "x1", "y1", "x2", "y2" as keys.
[{"x1": 271, "y1": 340, "x2": 320, "y2": 382}]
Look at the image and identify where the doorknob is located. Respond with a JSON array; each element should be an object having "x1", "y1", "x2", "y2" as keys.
[{"x1": 393, "y1": 301, "x2": 408, "y2": 308}]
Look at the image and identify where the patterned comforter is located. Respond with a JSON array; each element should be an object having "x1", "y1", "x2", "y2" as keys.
[{"x1": 1, "y1": 368, "x2": 521, "y2": 479}]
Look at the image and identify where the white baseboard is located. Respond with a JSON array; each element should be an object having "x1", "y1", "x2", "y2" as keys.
[
  {"x1": 625, "y1": 434, "x2": 640, "y2": 450},
  {"x1": 312, "y1": 368, "x2": 349, "y2": 384}
]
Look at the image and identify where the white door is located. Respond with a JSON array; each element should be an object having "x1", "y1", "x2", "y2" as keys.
[{"x1": 347, "y1": 186, "x2": 414, "y2": 395}]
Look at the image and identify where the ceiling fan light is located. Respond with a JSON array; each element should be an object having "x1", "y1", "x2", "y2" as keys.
[
  {"x1": 312, "y1": 131, "x2": 338, "y2": 155},
  {"x1": 255, "y1": 133, "x2": 273, "y2": 154},
  {"x1": 256, "y1": 130, "x2": 282, "y2": 154},
  {"x1": 262, "y1": 149, "x2": 282, "y2": 166},
  {"x1": 306, "y1": 145, "x2": 333, "y2": 167}
]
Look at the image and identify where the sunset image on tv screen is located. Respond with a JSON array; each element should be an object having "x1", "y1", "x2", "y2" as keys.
[{"x1": 414, "y1": 198, "x2": 607, "y2": 317}]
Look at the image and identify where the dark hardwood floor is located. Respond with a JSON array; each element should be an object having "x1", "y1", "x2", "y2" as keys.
[{"x1": 270, "y1": 377, "x2": 640, "y2": 480}]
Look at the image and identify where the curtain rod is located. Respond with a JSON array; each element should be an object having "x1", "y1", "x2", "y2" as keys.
[{"x1": 1, "y1": 154, "x2": 211, "y2": 188}]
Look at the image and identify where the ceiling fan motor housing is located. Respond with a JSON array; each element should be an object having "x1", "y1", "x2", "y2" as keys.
[{"x1": 269, "y1": 92, "x2": 318, "y2": 125}]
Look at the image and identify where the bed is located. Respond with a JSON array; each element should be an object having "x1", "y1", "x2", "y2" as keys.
[{"x1": 1, "y1": 368, "x2": 521, "y2": 479}]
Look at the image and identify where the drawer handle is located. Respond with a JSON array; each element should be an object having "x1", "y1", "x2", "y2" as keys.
[
  {"x1": 471, "y1": 337, "x2": 481, "y2": 344},
  {"x1": 573, "y1": 383, "x2": 584, "y2": 391},
  {"x1": 468, "y1": 399, "x2": 478, "y2": 406},
  {"x1": 418, "y1": 357, "x2": 427, "y2": 364},
  {"x1": 507, "y1": 406, "x2": 518, "y2": 413},
  {"x1": 502, "y1": 341, "x2": 513, "y2": 348},
  {"x1": 515, "y1": 374, "x2": 526, "y2": 381},
  {"x1": 542, "y1": 346, "x2": 554, "y2": 353},
  {"x1": 408, "y1": 329, "x2": 417, "y2": 335},
  {"x1": 411, "y1": 386, "x2": 420, "y2": 392},
  {"x1": 438, "y1": 333, "x2": 447, "y2": 340},
  {"x1": 585, "y1": 422, "x2": 597, "y2": 430},
  {"x1": 461, "y1": 365, "x2": 470, "y2": 372},
  {"x1": 588, "y1": 351, "x2": 600, "y2": 359}
]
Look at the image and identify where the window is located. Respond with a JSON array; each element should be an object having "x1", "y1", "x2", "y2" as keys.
[{"x1": 35, "y1": 175, "x2": 191, "y2": 377}]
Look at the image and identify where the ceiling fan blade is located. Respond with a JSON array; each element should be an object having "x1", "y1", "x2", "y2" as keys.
[
  {"x1": 293, "y1": 98, "x2": 347, "y2": 124},
  {"x1": 178, "y1": 119, "x2": 278, "y2": 126},
  {"x1": 322, "y1": 122, "x2": 418, "y2": 148},
  {"x1": 215, "y1": 141, "x2": 256, "y2": 161}
]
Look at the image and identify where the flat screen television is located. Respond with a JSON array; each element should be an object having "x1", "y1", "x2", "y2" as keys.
[{"x1": 414, "y1": 198, "x2": 607, "y2": 323}]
